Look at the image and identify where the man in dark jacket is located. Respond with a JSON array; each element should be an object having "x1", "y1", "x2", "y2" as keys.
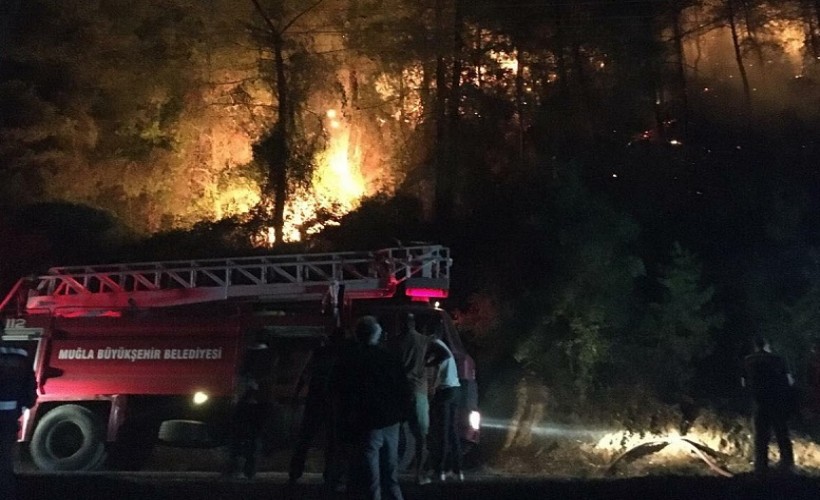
[
  {"x1": 0, "y1": 346, "x2": 37, "y2": 500},
  {"x1": 742, "y1": 336, "x2": 795, "y2": 474},
  {"x1": 224, "y1": 339, "x2": 272, "y2": 480},
  {"x1": 337, "y1": 316, "x2": 409, "y2": 500},
  {"x1": 289, "y1": 327, "x2": 347, "y2": 487}
]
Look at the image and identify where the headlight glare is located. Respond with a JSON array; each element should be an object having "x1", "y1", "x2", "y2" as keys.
[
  {"x1": 469, "y1": 410, "x2": 481, "y2": 430},
  {"x1": 193, "y1": 391, "x2": 209, "y2": 405}
]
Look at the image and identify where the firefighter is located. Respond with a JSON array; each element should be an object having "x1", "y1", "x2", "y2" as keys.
[
  {"x1": 0, "y1": 345, "x2": 37, "y2": 500},
  {"x1": 288, "y1": 327, "x2": 347, "y2": 488},
  {"x1": 224, "y1": 338, "x2": 272, "y2": 480},
  {"x1": 742, "y1": 336, "x2": 796, "y2": 474}
]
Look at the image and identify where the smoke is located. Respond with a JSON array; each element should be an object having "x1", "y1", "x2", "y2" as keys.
[{"x1": 681, "y1": 8, "x2": 820, "y2": 123}]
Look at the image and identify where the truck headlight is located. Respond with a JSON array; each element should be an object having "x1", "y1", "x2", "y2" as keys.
[
  {"x1": 192, "y1": 391, "x2": 209, "y2": 405},
  {"x1": 469, "y1": 410, "x2": 481, "y2": 430}
]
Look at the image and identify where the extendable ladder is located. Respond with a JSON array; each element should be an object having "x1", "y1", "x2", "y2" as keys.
[{"x1": 3, "y1": 245, "x2": 451, "y2": 315}]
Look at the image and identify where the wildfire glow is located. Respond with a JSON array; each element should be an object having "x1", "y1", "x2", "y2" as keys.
[
  {"x1": 213, "y1": 186, "x2": 259, "y2": 220},
  {"x1": 375, "y1": 67, "x2": 425, "y2": 123},
  {"x1": 256, "y1": 108, "x2": 367, "y2": 245},
  {"x1": 766, "y1": 20, "x2": 807, "y2": 68},
  {"x1": 321, "y1": 127, "x2": 365, "y2": 204},
  {"x1": 490, "y1": 49, "x2": 519, "y2": 74}
]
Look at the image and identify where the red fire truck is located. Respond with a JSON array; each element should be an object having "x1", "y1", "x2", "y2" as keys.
[{"x1": 0, "y1": 245, "x2": 479, "y2": 471}]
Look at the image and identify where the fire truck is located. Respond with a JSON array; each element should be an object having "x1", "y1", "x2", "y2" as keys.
[{"x1": 0, "y1": 244, "x2": 480, "y2": 471}]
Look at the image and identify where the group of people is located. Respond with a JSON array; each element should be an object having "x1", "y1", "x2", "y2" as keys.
[
  {"x1": 226, "y1": 313, "x2": 465, "y2": 499},
  {"x1": 223, "y1": 321, "x2": 801, "y2": 494},
  {"x1": 390, "y1": 312, "x2": 464, "y2": 485},
  {"x1": 0, "y1": 323, "x2": 797, "y2": 500}
]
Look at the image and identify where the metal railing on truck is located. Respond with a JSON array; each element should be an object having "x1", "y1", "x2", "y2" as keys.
[{"x1": 0, "y1": 245, "x2": 451, "y2": 315}]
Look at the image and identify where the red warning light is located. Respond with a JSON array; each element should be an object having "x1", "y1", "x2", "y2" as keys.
[{"x1": 405, "y1": 287, "x2": 448, "y2": 299}]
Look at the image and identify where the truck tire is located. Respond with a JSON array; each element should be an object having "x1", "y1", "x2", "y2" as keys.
[{"x1": 30, "y1": 404, "x2": 107, "y2": 471}]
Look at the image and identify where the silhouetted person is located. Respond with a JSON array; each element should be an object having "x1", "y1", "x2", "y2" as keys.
[
  {"x1": 503, "y1": 369, "x2": 549, "y2": 450},
  {"x1": 806, "y1": 341, "x2": 820, "y2": 423},
  {"x1": 426, "y1": 334, "x2": 463, "y2": 482},
  {"x1": 289, "y1": 327, "x2": 346, "y2": 488},
  {"x1": 336, "y1": 316, "x2": 409, "y2": 500},
  {"x1": 224, "y1": 338, "x2": 272, "y2": 479},
  {"x1": 742, "y1": 336, "x2": 795, "y2": 474},
  {"x1": 0, "y1": 346, "x2": 37, "y2": 500},
  {"x1": 388, "y1": 313, "x2": 431, "y2": 484}
]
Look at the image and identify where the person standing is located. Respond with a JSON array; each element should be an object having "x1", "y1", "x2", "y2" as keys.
[
  {"x1": 503, "y1": 369, "x2": 549, "y2": 450},
  {"x1": 336, "y1": 316, "x2": 409, "y2": 500},
  {"x1": 426, "y1": 334, "x2": 463, "y2": 482},
  {"x1": 224, "y1": 338, "x2": 272, "y2": 480},
  {"x1": 389, "y1": 313, "x2": 431, "y2": 484},
  {"x1": 0, "y1": 346, "x2": 37, "y2": 500},
  {"x1": 742, "y1": 336, "x2": 796, "y2": 474},
  {"x1": 289, "y1": 327, "x2": 346, "y2": 488}
]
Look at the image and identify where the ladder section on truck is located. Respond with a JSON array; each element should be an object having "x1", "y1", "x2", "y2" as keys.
[{"x1": 13, "y1": 245, "x2": 451, "y2": 314}]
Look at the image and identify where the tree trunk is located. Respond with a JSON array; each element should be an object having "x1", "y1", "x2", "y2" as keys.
[
  {"x1": 249, "y1": 0, "x2": 326, "y2": 245},
  {"x1": 806, "y1": 0, "x2": 820, "y2": 61},
  {"x1": 271, "y1": 33, "x2": 289, "y2": 246},
  {"x1": 727, "y1": 0, "x2": 753, "y2": 113},
  {"x1": 433, "y1": 0, "x2": 450, "y2": 223},
  {"x1": 515, "y1": 47, "x2": 525, "y2": 168},
  {"x1": 444, "y1": 0, "x2": 462, "y2": 221},
  {"x1": 554, "y1": 4, "x2": 570, "y2": 97},
  {"x1": 672, "y1": 7, "x2": 689, "y2": 139},
  {"x1": 692, "y1": 11, "x2": 704, "y2": 77},
  {"x1": 571, "y1": 40, "x2": 592, "y2": 140},
  {"x1": 740, "y1": 0, "x2": 766, "y2": 71}
]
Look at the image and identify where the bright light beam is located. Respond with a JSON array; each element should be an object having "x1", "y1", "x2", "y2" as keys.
[{"x1": 480, "y1": 417, "x2": 613, "y2": 440}]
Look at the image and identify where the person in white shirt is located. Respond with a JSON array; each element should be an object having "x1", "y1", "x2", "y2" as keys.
[{"x1": 426, "y1": 335, "x2": 463, "y2": 481}]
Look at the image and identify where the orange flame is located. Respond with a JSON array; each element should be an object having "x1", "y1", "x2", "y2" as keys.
[{"x1": 256, "y1": 109, "x2": 367, "y2": 245}]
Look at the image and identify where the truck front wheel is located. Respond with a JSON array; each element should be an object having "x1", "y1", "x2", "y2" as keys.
[{"x1": 30, "y1": 404, "x2": 107, "y2": 471}]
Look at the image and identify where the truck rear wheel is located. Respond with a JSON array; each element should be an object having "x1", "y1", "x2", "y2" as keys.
[{"x1": 30, "y1": 404, "x2": 107, "y2": 471}]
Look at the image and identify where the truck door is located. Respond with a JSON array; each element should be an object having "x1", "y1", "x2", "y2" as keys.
[{"x1": 1, "y1": 317, "x2": 45, "y2": 440}]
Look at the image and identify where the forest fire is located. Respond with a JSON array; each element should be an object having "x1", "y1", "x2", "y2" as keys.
[
  {"x1": 319, "y1": 110, "x2": 366, "y2": 209},
  {"x1": 210, "y1": 105, "x2": 370, "y2": 247},
  {"x1": 258, "y1": 109, "x2": 367, "y2": 245}
]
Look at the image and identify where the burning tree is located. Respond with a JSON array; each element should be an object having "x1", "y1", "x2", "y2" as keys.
[{"x1": 248, "y1": 0, "x2": 326, "y2": 245}]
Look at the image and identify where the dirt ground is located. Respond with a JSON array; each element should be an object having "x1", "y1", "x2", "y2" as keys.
[
  {"x1": 15, "y1": 467, "x2": 820, "y2": 500},
  {"x1": 14, "y1": 428, "x2": 820, "y2": 500},
  {"x1": 480, "y1": 412, "x2": 820, "y2": 480},
  {"x1": 16, "y1": 402, "x2": 820, "y2": 500}
]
